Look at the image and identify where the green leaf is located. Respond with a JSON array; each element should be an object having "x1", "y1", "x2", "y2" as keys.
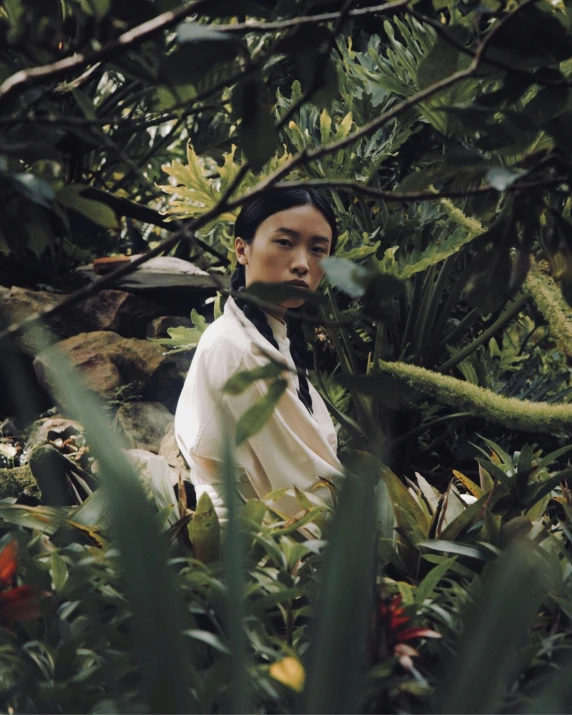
[
  {"x1": 320, "y1": 256, "x2": 373, "y2": 298},
  {"x1": 177, "y1": 23, "x2": 230, "y2": 43},
  {"x1": 73, "y1": 89, "x2": 97, "y2": 120},
  {"x1": 479, "y1": 436, "x2": 514, "y2": 468},
  {"x1": 235, "y1": 378, "x2": 288, "y2": 445},
  {"x1": 380, "y1": 466, "x2": 430, "y2": 538},
  {"x1": 50, "y1": 552, "x2": 68, "y2": 594},
  {"x1": 223, "y1": 362, "x2": 285, "y2": 395},
  {"x1": 439, "y1": 493, "x2": 489, "y2": 542},
  {"x1": 432, "y1": 550, "x2": 542, "y2": 713},
  {"x1": 526, "y1": 657, "x2": 572, "y2": 714},
  {"x1": 302, "y1": 459, "x2": 376, "y2": 714},
  {"x1": 155, "y1": 83, "x2": 197, "y2": 111},
  {"x1": 416, "y1": 557, "x2": 456, "y2": 604},
  {"x1": 486, "y1": 167, "x2": 527, "y2": 191},
  {"x1": 524, "y1": 469, "x2": 572, "y2": 509},
  {"x1": 243, "y1": 281, "x2": 327, "y2": 305},
  {"x1": 232, "y1": 77, "x2": 278, "y2": 172},
  {"x1": 183, "y1": 629, "x2": 230, "y2": 655},
  {"x1": 148, "y1": 309, "x2": 208, "y2": 353},
  {"x1": 12, "y1": 173, "x2": 55, "y2": 208},
  {"x1": 57, "y1": 184, "x2": 119, "y2": 230},
  {"x1": 537, "y1": 444, "x2": 572, "y2": 470},
  {"x1": 417, "y1": 36, "x2": 462, "y2": 90},
  {"x1": 220, "y1": 419, "x2": 251, "y2": 713},
  {"x1": 417, "y1": 540, "x2": 490, "y2": 559}
]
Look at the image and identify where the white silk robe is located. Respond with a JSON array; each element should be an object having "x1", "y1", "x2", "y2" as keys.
[{"x1": 174, "y1": 296, "x2": 344, "y2": 522}]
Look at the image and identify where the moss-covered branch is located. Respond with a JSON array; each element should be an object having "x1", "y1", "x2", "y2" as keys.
[
  {"x1": 380, "y1": 360, "x2": 572, "y2": 434},
  {"x1": 524, "y1": 259, "x2": 572, "y2": 354}
]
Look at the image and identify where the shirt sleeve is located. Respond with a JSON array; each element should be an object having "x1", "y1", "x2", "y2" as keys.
[{"x1": 219, "y1": 347, "x2": 344, "y2": 515}]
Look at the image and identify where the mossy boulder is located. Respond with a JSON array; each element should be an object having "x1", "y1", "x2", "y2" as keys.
[{"x1": 0, "y1": 465, "x2": 41, "y2": 500}]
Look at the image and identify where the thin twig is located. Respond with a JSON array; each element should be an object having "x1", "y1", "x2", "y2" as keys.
[
  {"x1": 0, "y1": 0, "x2": 212, "y2": 106},
  {"x1": 271, "y1": 177, "x2": 568, "y2": 202},
  {"x1": 205, "y1": 0, "x2": 408, "y2": 34}
]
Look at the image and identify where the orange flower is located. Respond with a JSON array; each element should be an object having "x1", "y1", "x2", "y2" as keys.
[{"x1": 0, "y1": 541, "x2": 47, "y2": 628}]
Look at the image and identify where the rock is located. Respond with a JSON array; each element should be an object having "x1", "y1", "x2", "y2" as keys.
[
  {"x1": 0, "y1": 286, "x2": 78, "y2": 356},
  {"x1": 158, "y1": 423, "x2": 187, "y2": 473},
  {"x1": 78, "y1": 289, "x2": 162, "y2": 338},
  {"x1": 25, "y1": 417, "x2": 84, "y2": 454},
  {"x1": 33, "y1": 331, "x2": 183, "y2": 409},
  {"x1": 0, "y1": 417, "x2": 22, "y2": 438},
  {"x1": 115, "y1": 402, "x2": 173, "y2": 453},
  {"x1": 145, "y1": 316, "x2": 196, "y2": 376},
  {"x1": 0, "y1": 465, "x2": 40, "y2": 500}
]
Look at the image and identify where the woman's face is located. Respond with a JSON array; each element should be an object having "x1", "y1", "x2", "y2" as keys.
[{"x1": 235, "y1": 204, "x2": 333, "y2": 315}]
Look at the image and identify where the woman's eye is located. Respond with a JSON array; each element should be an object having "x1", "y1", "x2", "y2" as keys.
[
  {"x1": 276, "y1": 239, "x2": 292, "y2": 247},
  {"x1": 312, "y1": 247, "x2": 327, "y2": 254}
]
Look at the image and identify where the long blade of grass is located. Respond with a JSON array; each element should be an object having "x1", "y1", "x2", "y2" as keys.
[
  {"x1": 525, "y1": 658, "x2": 572, "y2": 713},
  {"x1": 432, "y1": 547, "x2": 541, "y2": 714},
  {"x1": 301, "y1": 456, "x2": 377, "y2": 714},
  {"x1": 38, "y1": 338, "x2": 196, "y2": 713},
  {"x1": 220, "y1": 420, "x2": 250, "y2": 714}
]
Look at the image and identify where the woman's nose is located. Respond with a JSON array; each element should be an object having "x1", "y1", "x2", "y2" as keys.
[{"x1": 291, "y1": 250, "x2": 309, "y2": 274}]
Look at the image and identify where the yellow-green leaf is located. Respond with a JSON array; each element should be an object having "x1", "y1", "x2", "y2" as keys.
[
  {"x1": 380, "y1": 466, "x2": 430, "y2": 538},
  {"x1": 452, "y1": 469, "x2": 484, "y2": 499},
  {"x1": 270, "y1": 657, "x2": 305, "y2": 692},
  {"x1": 188, "y1": 492, "x2": 220, "y2": 563}
]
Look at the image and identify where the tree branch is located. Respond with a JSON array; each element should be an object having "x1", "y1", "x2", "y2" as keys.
[
  {"x1": 211, "y1": 0, "x2": 408, "y2": 34},
  {"x1": 272, "y1": 177, "x2": 568, "y2": 202},
  {"x1": 0, "y1": 0, "x2": 212, "y2": 106}
]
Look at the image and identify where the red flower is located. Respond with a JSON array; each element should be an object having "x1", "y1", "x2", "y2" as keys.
[
  {"x1": 0, "y1": 541, "x2": 18, "y2": 588},
  {"x1": 371, "y1": 593, "x2": 441, "y2": 670},
  {"x1": 0, "y1": 541, "x2": 47, "y2": 628}
]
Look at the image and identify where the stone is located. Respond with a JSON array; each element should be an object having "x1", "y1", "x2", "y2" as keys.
[
  {"x1": 0, "y1": 417, "x2": 22, "y2": 438},
  {"x1": 33, "y1": 331, "x2": 183, "y2": 409},
  {"x1": 115, "y1": 402, "x2": 173, "y2": 453},
  {"x1": 78, "y1": 289, "x2": 162, "y2": 338},
  {"x1": 0, "y1": 286, "x2": 78, "y2": 356},
  {"x1": 25, "y1": 417, "x2": 84, "y2": 453},
  {"x1": 158, "y1": 422, "x2": 187, "y2": 473},
  {"x1": 0, "y1": 465, "x2": 40, "y2": 500}
]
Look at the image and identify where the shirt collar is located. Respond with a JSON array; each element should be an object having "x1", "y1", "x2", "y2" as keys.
[
  {"x1": 264, "y1": 311, "x2": 288, "y2": 342},
  {"x1": 225, "y1": 295, "x2": 288, "y2": 343}
]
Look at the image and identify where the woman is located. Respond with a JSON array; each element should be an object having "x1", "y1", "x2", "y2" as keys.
[{"x1": 174, "y1": 187, "x2": 344, "y2": 523}]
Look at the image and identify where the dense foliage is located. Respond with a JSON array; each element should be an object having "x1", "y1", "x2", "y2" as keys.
[{"x1": 3, "y1": 0, "x2": 572, "y2": 712}]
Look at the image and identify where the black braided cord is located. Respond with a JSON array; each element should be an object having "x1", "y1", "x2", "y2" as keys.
[{"x1": 230, "y1": 265, "x2": 314, "y2": 414}]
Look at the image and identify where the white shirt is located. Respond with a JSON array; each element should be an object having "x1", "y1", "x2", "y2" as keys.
[{"x1": 174, "y1": 295, "x2": 343, "y2": 522}]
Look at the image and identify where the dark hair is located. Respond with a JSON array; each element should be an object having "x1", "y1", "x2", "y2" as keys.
[{"x1": 232, "y1": 187, "x2": 338, "y2": 414}]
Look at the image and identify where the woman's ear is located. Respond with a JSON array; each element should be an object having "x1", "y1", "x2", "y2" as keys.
[{"x1": 235, "y1": 237, "x2": 248, "y2": 265}]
